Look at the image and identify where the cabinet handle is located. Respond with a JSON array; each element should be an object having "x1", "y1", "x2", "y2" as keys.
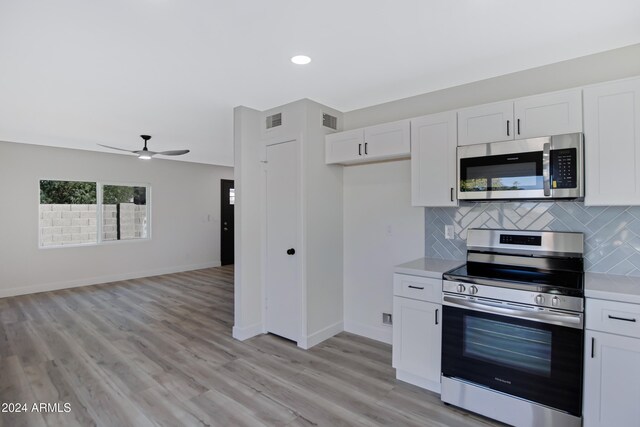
[
  {"x1": 507, "y1": 120, "x2": 510, "y2": 136},
  {"x1": 608, "y1": 315, "x2": 637, "y2": 322},
  {"x1": 591, "y1": 337, "x2": 595, "y2": 358},
  {"x1": 517, "y1": 118, "x2": 521, "y2": 135},
  {"x1": 450, "y1": 188, "x2": 454, "y2": 202},
  {"x1": 408, "y1": 285, "x2": 424, "y2": 290},
  {"x1": 435, "y1": 309, "x2": 439, "y2": 325},
  {"x1": 358, "y1": 143, "x2": 362, "y2": 156},
  {"x1": 364, "y1": 142, "x2": 368, "y2": 155}
]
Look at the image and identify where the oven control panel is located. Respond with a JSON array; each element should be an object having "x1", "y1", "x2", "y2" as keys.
[{"x1": 442, "y1": 280, "x2": 584, "y2": 312}]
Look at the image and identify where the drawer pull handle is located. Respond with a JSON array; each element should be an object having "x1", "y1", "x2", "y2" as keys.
[
  {"x1": 591, "y1": 337, "x2": 595, "y2": 358},
  {"x1": 608, "y1": 315, "x2": 637, "y2": 323},
  {"x1": 435, "y1": 308, "x2": 439, "y2": 325},
  {"x1": 408, "y1": 285, "x2": 424, "y2": 290}
]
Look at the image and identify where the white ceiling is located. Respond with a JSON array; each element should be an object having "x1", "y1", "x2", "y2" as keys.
[{"x1": 1, "y1": 0, "x2": 640, "y2": 167}]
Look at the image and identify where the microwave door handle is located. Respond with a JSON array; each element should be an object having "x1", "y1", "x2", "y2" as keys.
[{"x1": 543, "y1": 142, "x2": 551, "y2": 197}]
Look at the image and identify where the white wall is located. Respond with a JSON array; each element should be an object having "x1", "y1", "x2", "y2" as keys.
[
  {"x1": 0, "y1": 140, "x2": 233, "y2": 298},
  {"x1": 233, "y1": 100, "x2": 345, "y2": 347},
  {"x1": 345, "y1": 43, "x2": 640, "y2": 129},
  {"x1": 302, "y1": 100, "x2": 344, "y2": 346},
  {"x1": 232, "y1": 106, "x2": 264, "y2": 341},
  {"x1": 343, "y1": 160, "x2": 424, "y2": 344}
]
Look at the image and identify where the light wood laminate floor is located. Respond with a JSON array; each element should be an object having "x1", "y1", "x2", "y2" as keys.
[{"x1": 0, "y1": 266, "x2": 503, "y2": 427}]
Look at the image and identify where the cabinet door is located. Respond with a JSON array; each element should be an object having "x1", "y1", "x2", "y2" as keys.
[
  {"x1": 411, "y1": 111, "x2": 458, "y2": 206},
  {"x1": 583, "y1": 330, "x2": 640, "y2": 427},
  {"x1": 584, "y1": 78, "x2": 640, "y2": 206},
  {"x1": 392, "y1": 297, "x2": 441, "y2": 392},
  {"x1": 514, "y1": 89, "x2": 583, "y2": 139},
  {"x1": 457, "y1": 101, "x2": 513, "y2": 146},
  {"x1": 325, "y1": 128, "x2": 364, "y2": 165},
  {"x1": 363, "y1": 120, "x2": 410, "y2": 161}
]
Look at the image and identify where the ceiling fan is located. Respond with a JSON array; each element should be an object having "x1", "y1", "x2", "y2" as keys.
[{"x1": 98, "y1": 135, "x2": 190, "y2": 160}]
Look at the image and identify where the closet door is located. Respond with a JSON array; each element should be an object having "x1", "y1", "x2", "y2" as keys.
[{"x1": 265, "y1": 140, "x2": 301, "y2": 342}]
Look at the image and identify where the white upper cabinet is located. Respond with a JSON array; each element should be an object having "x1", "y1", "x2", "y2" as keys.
[
  {"x1": 457, "y1": 89, "x2": 583, "y2": 146},
  {"x1": 411, "y1": 111, "x2": 458, "y2": 206},
  {"x1": 584, "y1": 77, "x2": 640, "y2": 206},
  {"x1": 325, "y1": 120, "x2": 410, "y2": 165},
  {"x1": 364, "y1": 120, "x2": 411, "y2": 159},
  {"x1": 514, "y1": 89, "x2": 583, "y2": 139},
  {"x1": 325, "y1": 128, "x2": 364, "y2": 164},
  {"x1": 457, "y1": 101, "x2": 513, "y2": 146}
]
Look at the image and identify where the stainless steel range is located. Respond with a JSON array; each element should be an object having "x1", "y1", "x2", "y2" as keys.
[{"x1": 441, "y1": 229, "x2": 584, "y2": 427}]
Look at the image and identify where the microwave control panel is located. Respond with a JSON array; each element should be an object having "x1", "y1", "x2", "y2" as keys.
[{"x1": 551, "y1": 148, "x2": 577, "y2": 189}]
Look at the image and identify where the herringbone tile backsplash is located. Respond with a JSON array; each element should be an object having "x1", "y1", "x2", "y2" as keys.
[{"x1": 426, "y1": 202, "x2": 640, "y2": 276}]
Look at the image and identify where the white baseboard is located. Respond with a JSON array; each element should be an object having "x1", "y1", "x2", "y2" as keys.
[
  {"x1": 0, "y1": 261, "x2": 221, "y2": 299},
  {"x1": 344, "y1": 319, "x2": 392, "y2": 345},
  {"x1": 299, "y1": 320, "x2": 344, "y2": 349},
  {"x1": 396, "y1": 370, "x2": 441, "y2": 394},
  {"x1": 232, "y1": 322, "x2": 264, "y2": 341}
]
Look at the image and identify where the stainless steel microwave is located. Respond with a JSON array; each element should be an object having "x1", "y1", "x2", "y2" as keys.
[{"x1": 457, "y1": 133, "x2": 584, "y2": 201}]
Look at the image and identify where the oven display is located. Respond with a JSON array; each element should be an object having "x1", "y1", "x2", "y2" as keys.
[
  {"x1": 499, "y1": 234, "x2": 542, "y2": 246},
  {"x1": 464, "y1": 316, "x2": 551, "y2": 377}
]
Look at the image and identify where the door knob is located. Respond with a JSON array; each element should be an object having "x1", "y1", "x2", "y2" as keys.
[{"x1": 287, "y1": 248, "x2": 295, "y2": 255}]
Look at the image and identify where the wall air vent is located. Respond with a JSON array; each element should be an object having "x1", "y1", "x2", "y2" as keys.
[
  {"x1": 323, "y1": 113, "x2": 338, "y2": 130},
  {"x1": 266, "y1": 113, "x2": 282, "y2": 129}
]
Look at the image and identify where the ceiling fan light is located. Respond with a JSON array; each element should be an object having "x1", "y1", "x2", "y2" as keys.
[{"x1": 138, "y1": 153, "x2": 152, "y2": 160}]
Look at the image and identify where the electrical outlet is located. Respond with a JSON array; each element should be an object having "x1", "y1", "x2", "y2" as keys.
[
  {"x1": 382, "y1": 313, "x2": 392, "y2": 325},
  {"x1": 445, "y1": 225, "x2": 454, "y2": 240}
]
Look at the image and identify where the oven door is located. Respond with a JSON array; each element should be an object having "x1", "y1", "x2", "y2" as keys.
[{"x1": 442, "y1": 296, "x2": 583, "y2": 416}]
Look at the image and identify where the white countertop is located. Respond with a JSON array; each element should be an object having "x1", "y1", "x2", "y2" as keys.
[
  {"x1": 585, "y1": 272, "x2": 640, "y2": 304},
  {"x1": 394, "y1": 257, "x2": 464, "y2": 279}
]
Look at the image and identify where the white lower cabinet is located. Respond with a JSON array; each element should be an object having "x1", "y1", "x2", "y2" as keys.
[
  {"x1": 392, "y1": 274, "x2": 442, "y2": 393},
  {"x1": 583, "y1": 331, "x2": 640, "y2": 427},
  {"x1": 584, "y1": 298, "x2": 640, "y2": 427}
]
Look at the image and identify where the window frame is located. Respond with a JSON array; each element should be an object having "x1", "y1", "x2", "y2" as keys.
[{"x1": 38, "y1": 178, "x2": 152, "y2": 249}]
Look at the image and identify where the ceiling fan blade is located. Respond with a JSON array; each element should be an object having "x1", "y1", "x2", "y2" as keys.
[
  {"x1": 157, "y1": 150, "x2": 190, "y2": 156},
  {"x1": 133, "y1": 150, "x2": 157, "y2": 156},
  {"x1": 97, "y1": 143, "x2": 136, "y2": 153}
]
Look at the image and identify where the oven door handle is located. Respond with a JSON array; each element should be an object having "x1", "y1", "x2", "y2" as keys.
[{"x1": 443, "y1": 295, "x2": 583, "y2": 329}]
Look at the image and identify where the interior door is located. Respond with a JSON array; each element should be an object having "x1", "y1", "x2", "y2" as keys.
[
  {"x1": 265, "y1": 140, "x2": 300, "y2": 342},
  {"x1": 220, "y1": 179, "x2": 234, "y2": 265}
]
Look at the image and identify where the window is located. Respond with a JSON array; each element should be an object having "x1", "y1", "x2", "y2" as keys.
[
  {"x1": 102, "y1": 185, "x2": 148, "y2": 241},
  {"x1": 39, "y1": 180, "x2": 150, "y2": 248}
]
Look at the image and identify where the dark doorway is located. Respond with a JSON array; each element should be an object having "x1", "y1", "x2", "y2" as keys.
[{"x1": 220, "y1": 179, "x2": 235, "y2": 265}]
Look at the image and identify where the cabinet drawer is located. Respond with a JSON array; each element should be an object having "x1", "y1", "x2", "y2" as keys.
[
  {"x1": 393, "y1": 274, "x2": 441, "y2": 303},
  {"x1": 587, "y1": 299, "x2": 640, "y2": 338}
]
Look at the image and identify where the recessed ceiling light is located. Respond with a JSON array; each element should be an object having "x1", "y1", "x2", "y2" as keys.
[{"x1": 291, "y1": 55, "x2": 311, "y2": 65}]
